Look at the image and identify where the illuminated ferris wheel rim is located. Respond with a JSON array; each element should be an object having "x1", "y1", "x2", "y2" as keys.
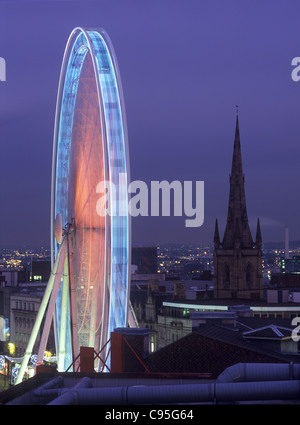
[
  {"x1": 51, "y1": 26, "x2": 131, "y2": 264},
  {"x1": 51, "y1": 27, "x2": 131, "y2": 366},
  {"x1": 15, "y1": 27, "x2": 132, "y2": 385}
]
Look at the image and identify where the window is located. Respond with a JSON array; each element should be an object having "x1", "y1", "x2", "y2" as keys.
[
  {"x1": 150, "y1": 335, "x2": 155, "y2": 353},
  {"x1": 183, "y1": 308, "x2": 190, "y2": 318}
]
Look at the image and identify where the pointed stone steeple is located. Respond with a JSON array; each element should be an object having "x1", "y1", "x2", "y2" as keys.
[
  {"x1": 214, "y1": 218, "x2": 220, "y2": 248},
  {"x1": 222, "y1": 115, "x2": 253, "y2": 249},
  {"x1": 255, "y1": 217, "x2": 262, "y2": 249},
  {"x1": 213, "y1": 113, "x2": 263, "y2": 300}
]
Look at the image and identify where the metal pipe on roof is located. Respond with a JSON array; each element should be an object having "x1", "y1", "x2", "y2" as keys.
[
  {"x1": 48, "y1": 386, "x2": 128, "y2": 405},
  {"x1": 216, "y1": 362, "x2": 300, "y2": 383},
  {"x1": 33, "y1": 376, "x2": 63, "y2": 396},
  {"x1": 34, "y1": 376, "x2": 93, "y2": 404},
  {"x1": 47, "y1": 380, "x2": 300, "y2": 405},
  {"x1": 215, "y1": 380, "x2": 300, "y2": 403}
]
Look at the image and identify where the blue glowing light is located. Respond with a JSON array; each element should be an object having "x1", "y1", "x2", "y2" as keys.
[{"x1": 51, "y1": 28, "x2": 130, "y2": 371}]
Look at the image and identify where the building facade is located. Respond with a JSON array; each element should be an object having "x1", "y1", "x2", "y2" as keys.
[
  {"x1": 9, "y1": 292, "x2": 54, "y2": 358},
  {"x1": 156, "y1": 299, "x2": 300, "y2": 350}
]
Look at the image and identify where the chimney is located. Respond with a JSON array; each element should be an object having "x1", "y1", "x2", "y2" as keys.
[
  {"x1": 111, "y1": 328, "x2": 151, "y2": 373},
  {"x1": 285, "y1": 226, "x2": 290, "y2": 260},
  {"x1": 79, "y1": 346, "x2": 95, "y2": 373}
]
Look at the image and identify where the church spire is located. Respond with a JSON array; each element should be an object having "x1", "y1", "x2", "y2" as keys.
[
  {"x1": 231, "y1": 114, "x2": 243, "y2": 176},
  {"x1": 255, "y1": 217, "x2": 262, "y2": 248},
  {"x1": 214, "y1": 218, "x2": 220, "y2": 248},
  {"x1": 221, "y1": 114, "x2": 253, "y2": 249},
  {"x1": 213, "y1": 112, "x2": 263, "y2": 300}
]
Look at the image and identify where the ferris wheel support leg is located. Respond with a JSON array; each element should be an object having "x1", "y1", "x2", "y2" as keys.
[
  {"x1": 128, "y1": 300, "x2": 138, "y2": 328},
  {"x1": 57, "y1": 254, "x2": 69, "y2": 371},
  {"x1": 15, "y1": 241, "x2": 66, "y2": 385},
  {"x1": 67, "y1": 231, "x2": 79, "y2": 369},
  {"x1": 89, "y1": 285, "x2": 97, "y2": 349},
  {"x1": 37, "y1": 240, "x2": 67, "y2": 364}
]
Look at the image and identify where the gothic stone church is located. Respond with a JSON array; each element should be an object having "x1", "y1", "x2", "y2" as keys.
[{"x1": 213, "y1": 116, "x2": 263, "y2": 300}]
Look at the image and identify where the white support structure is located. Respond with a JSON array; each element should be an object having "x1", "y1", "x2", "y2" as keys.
[
  {"x1": 15, "y1": 239, "x2": 67, "y2": 385},
  {"x1": 37, "y1": 243, "x2": 67, "y2": 364},
  {"x1": 128, "y1": 300, "x2": 138, "y2": 328},
  {"x1": 67, "y1": 230, "x2": 79, "y2": 369},
  {"x1": 57, "y1": 254, "x2": 69, "y2": 371}
]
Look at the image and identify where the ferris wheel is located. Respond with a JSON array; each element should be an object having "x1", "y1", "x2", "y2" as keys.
[{"x1": 16, "y1": 27, "x2": 135, "y2": 384}]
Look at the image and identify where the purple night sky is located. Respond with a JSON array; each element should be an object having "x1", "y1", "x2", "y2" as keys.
[{"x1": 0, "y1": 0, "x2": 299, "y2": 247}]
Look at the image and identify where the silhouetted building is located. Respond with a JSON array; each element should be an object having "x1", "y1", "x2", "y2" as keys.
[
  {"x1": 31, "y1": 260, "x2": 51, "y2": 282},
  {"x1": 146, "y1": 323, "x2": 300, "y2": 378},
  {"x1": 132, "y1": 246, "x2": 157, "y2": 274},
  {"x1": 0, "y1": 286, "x2": 14, "y2": 350},
  {"x1": 214, "y1": 116, "x2": 263, "y2": 300},
  {"x1": 0, "y1": 269, "x2": 18, "y2": 287},
  {"x1": 130, "y1": 279, "x2": 172, "y2": 352},
  {"x1": 281, "y1": 255, "x2": 300, "y2": 274},
  {"x1": 271, "y1": 273, "x2": 300, "y2": 288},
  {"x1": 10, "y1": 291, "x2": 55, "y2": 358}
]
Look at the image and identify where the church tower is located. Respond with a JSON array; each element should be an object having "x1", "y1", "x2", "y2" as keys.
[{"x1": 213, "y1": 115, "x2": 263, "y2": 300}]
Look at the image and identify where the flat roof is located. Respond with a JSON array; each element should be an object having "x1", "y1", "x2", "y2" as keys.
[{"x1": 163, "y1": 300, "x2": 300, "y2": 312}]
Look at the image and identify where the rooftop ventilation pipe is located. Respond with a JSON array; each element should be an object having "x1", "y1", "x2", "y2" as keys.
[
  {"x1": 217, "y1": 362, "x2": 300, "y2": 383},
  {"x1": 47, "y1": 380, "x2": 300, "y2": 405}
]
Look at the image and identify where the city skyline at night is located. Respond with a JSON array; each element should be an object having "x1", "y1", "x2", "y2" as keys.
[
  {"x1": 1, "y1": 2, "x2": 300, "y2": 406},
  {"x1": 0, "y1": 0, "x2": 300, "y2": 249}
]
